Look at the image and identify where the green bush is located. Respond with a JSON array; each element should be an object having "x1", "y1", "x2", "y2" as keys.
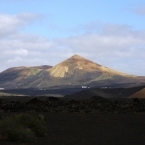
[{"x1": 0, "y1": 113, "x2": 46, "y2": 142}]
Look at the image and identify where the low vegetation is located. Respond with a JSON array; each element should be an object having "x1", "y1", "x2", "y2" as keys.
[
  {"x1": 30, "y1": 68, "x2": 41, "y2": 76},
  {"x1": 0, "y1": 113, "x2": 46, "y2": 142}
]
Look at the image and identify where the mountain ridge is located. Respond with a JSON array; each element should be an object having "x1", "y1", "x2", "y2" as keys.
[{"x1": 0, "y1": 54, "x2": 145, "y2": 89}]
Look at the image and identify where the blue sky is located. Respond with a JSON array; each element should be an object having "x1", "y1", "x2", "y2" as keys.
[{"x1": 0, "y1": 0, "x2": 145, "y2": 75}]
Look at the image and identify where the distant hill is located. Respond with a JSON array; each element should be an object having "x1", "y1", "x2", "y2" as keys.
[
  {"x1": 65, "y1": 85, "x2": 145, "y2": 99},
  {"x1": 129, "y1": 88, "x2": 145, "y2": 98},
  {"x1": 0, "y1": 65, "x2": 52, "y2": 89},
  {"x1": 0, "y1": 54, "x2": 145, "y2": 89}
]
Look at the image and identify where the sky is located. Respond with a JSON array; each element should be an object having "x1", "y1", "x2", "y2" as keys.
[{"x1": 0, "y1": 0, "x2": 145, "y2": 75}]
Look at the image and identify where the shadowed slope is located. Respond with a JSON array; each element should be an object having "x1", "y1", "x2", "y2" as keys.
[{"x1": 0, "y1": 66, "x2": 52, "y2": 88}]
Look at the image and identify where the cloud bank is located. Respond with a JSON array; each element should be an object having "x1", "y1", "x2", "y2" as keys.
[{"x1": 0, "y1": 13, "x2": 145, "y2": 76}]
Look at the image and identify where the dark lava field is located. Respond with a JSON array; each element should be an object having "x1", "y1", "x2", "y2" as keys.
[
  {"x1": 0, "y1": 91, "x2": 145, "y2": 145},
  {"x1": 0, "y1": 95, "x2": 145, "y2": 113}
]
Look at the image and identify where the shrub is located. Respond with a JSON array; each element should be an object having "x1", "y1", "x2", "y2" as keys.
[
  {"x1": 16, "y1": 114, "x2": 46, "y2": 137},
  {"x1": 0, "y1": 113, "x2": 46, "y2": 142}
]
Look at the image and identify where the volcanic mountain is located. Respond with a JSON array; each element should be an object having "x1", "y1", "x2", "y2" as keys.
[{"x1": 0, "y1": 54, "x2": 145, "y2": 89}]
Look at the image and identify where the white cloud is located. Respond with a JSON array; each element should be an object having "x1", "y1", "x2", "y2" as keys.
[
  {"x1": 4, "y1": 48, "x2": 28, "y2": 56},
  {"x1": 0, "y1": 13, "x2": 43, "y2": 37},
  {"x1": 7, "y1": 57, "x2": 23, "y2": 63}
]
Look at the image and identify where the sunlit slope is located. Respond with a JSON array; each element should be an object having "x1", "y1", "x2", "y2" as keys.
[
  {"x1": 49, "y1": 54, "x2": 133, "y2": 78},
  {"x1": 130, "y1": 88, "x2": 145, "y2": 98}
]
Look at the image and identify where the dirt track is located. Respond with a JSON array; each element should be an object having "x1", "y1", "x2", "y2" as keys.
[{"x1": 1, "y1": 113, "x2": 145, "y2": 145}]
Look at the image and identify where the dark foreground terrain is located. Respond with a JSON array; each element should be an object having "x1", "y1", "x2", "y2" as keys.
[
  {"x1": 0, "y1": 96, "x2": 145, "y2": 145},
  {"x1": 0, "y1": 113, "x2": 145, "y2": 145}
]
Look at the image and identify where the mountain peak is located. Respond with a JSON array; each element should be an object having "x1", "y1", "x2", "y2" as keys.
[
  {"x1": 69, "y1": 54, "x2": 88, "y2": 61},
  {"x1": 48, "y1": 54, "x2": 133, "y2": 78},
  {"x1": 49, "y1": 54, "x2": 103, "y2": 78},
  {"x1": 70, "y1": 54, "x2": 83, "y2": 59}
]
